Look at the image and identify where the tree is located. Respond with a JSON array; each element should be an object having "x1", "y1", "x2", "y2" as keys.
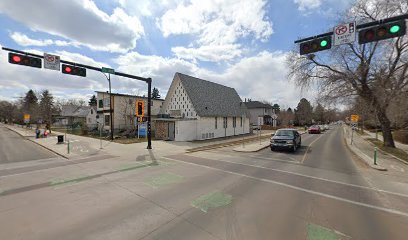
[
  {"x1": 294, "y1": 98, "x2": 313, "y2": 126},
  {"x1": 279, "y1": 107, "x2": 295, "y2": 126},
  {"x1": 272, "y1": 104, "x2": 281, "y2": 114},
  {"x1": 313, "y1": 103, "x2": 325, "y2": 124},
  {"x1": 39, "y1": 90, "x2": 54, "y2": 125},
  {"x1": 287, "y1": 0, "x2": 407, "y2": 147},
  {"x1": 152, "y1": 87, "x2": 161, "y2": 99},
  {"x1": 89, "y1": 95, "x2": 97, "y2": 107},
  {"x1": 22, "y1": 89, "x2": 38, "y2": 121}
]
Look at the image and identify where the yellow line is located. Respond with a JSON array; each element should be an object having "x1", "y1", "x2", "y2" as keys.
[{"x1": 301, "y1": 133, "x2": 325, "y2": 163}]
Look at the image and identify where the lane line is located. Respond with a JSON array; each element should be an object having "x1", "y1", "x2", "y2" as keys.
[
  {"x1": 164, "y1": 156, "x2": 408, "y2": 199},
  {"x1": 301, "y1": 133, "x2": 325, "y2": 163},
  {"x1": 162, "y1": 156, "x2": 408, "y2": 218}
]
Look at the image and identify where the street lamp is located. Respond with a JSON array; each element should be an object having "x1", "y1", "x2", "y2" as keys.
[{"x1": 102, "y1": 73, "x2": 114, "y2": 141}]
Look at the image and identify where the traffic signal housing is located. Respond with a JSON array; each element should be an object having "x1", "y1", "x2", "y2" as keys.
[
  {"x1": 300, "y1": 36, "x2": 332, "y2": 55},
  {"x1": 136, "y1": 100, "x2": 145, "y2": 118},
  {"x1": 359, "y1": 20, "x2": 406, "y2": 44},
  {"x1": 62, "y1": 64, "x2": 86, "y2": 77},
  {"x1": 8, "y1": 53, "x2": 42, "y2": 68}
]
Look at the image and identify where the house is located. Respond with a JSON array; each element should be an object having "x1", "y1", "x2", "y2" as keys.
[
  {"x1": 244, "y1": 100, "x2": 276, "y2": 126},
  {"x1": 156, "y1": 72, "x2": 250, "y2": 141},
  {"x1": 54, "y1": 105, "x2": 96, "y2": 128},
  {"x1": 95, "y1": 91, "x2": 164, "y2": 133}
]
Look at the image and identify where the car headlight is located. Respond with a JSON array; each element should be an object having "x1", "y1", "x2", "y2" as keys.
[
  {"x1": 287, "y1": 140, "x2": 293, "y2": 144},
  {"x1": 270, "y1": 139, "x2": 275, "y2": 143}
]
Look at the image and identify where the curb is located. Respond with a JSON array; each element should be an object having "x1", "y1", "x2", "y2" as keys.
[
  {"x1": 360, "y1": 134, "x2": 408, "y2": 166},
  {"x1": 232, "y1": 144, "x2": 270, "y2": 152},
  {"x1": 5, "y1": 126, "x2": 69, "y2": 159},
  {"x1": 343, "y1": 127, "x2": 387, "y2": 171}
]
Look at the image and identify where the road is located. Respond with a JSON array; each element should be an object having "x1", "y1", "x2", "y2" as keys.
[
  {"x1": 0, "y1": 125, "x2": 407, "y2": 240},
  {"x1": 0, "y1": 125, "x2": 57, "y2": 164}
]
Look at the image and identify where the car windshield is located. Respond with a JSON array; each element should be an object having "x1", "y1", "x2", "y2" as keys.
[{"x1": 275, "y1": 130, "x2": 294, "y2": 136}]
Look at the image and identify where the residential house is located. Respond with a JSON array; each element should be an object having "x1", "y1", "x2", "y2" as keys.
[
  {"x1": 54, "y1": 105, "x2": 96, "y2": 128},
  {"x1": 95, "y1": 91, "x2": 164, "y2": 132},
  {"x1": 244, "y1": 100, "x2": 275, "y2": 126},
  {"x1": 156, "y1": 72, "x2": 250, "y2": 141}
]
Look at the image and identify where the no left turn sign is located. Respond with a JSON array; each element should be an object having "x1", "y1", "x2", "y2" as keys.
[{"x1": 333, "y1": 22, "x2": 356, "y2": 46}]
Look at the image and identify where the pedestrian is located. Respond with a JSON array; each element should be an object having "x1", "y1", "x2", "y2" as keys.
[{"x1": 35, "y1": 127, "x2": 40, "y2": 139}]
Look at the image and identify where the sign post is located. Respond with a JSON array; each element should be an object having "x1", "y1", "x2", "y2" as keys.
[
  {"x1": 23, "y1": 114, "x2": 30, "y2": 126},
  {"x1": 350, "y1": 114, "x2": 359, "y2": 145},
  {"x1": 333, "y1": 22, "x2": 356, "y2": 46}
]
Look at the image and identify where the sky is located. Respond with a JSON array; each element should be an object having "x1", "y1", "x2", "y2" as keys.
[{"x1": 0, "y1": 0, "x2": 353, "y2": 109}]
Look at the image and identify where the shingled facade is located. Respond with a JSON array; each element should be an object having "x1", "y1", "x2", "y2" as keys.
[{"x1": 156, "y1": 72, "x2": 250, "y2": 141}]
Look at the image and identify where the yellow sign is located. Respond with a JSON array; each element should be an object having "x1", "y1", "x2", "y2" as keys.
[
  {"x1": 350, "y1": 114, "x2": 359, "y2": 122},
  {"x1": 23, "y1": 114, "x2": 30, "y2": 123}
]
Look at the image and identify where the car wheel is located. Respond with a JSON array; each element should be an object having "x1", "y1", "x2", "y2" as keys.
[{"x1": 271, "y1": 147, "x2": 275, "y2": 151}]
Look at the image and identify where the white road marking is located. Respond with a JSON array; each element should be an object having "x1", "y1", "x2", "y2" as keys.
[{"x1": 162, "y1": 156, "x2": 408, "y2": 218}]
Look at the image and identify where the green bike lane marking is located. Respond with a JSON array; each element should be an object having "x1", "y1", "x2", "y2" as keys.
[
  {"x1": 307, "y1": 223, "x2": 341, "y2": 240},
  {"x1": 191, "y1": 191, "x2": 233, "y2": 213},
  {"x1": 145, "y1": 172, "x2": 184, "y2": 188}
]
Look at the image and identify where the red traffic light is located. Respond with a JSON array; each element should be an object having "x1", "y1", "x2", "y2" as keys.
[
  {"x1": 61, "y1": 64, "x2": 86, "y2": 77},
  {"x1": 64, "y1": 66, "x2": 72, "y2": 73},
  {"x1": 8, "y1": 53, "x2": 42, "y2": 68},
  {"x1": 12, "y1": 55, "x2": 21, "y2": 63}
]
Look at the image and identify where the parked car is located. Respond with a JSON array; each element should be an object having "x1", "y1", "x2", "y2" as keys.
[
  {"x1": 324, "y1": 124, "x2": 329, "y2": 130},
  {"x1": 270, "y1": 128, "x2": 301, "y2": 152},
  {"x1": 308, "y1": 125, "x2": 321, "y2": 134}
]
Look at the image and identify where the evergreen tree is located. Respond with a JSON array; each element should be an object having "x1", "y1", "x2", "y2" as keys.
[
  {"x1": 22, "y1": 89, "x2": 38, "y2": 120},
  {"x1": 89, "y1": 95, "x2": 97, "y2": 107},
  {"x1": 39, "y1": 90, "x2": 54, "y2": 124},
  {"x1": 152, "y1": 87, "x2": 161, "y2": 99},
  {"x1": 294, "y1": 98, "x2": 313, "y2": 126}
]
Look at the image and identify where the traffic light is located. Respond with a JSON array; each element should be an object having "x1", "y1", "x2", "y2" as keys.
[
  {"x1": 8, "y1": 53, "x2": 42, "y2": 68},
  {"x1": 62, "y1": 64, "x2": 86, "y2": 77},
  {"x1": 359, "y1": 20, "x2": 406, "y2": 44},
  {"x1": 300, "y1": 36, "x2": 332, "y2": 55},
  {"x1": 136, "y1": 100, "x2": 144, "y2": 117}
]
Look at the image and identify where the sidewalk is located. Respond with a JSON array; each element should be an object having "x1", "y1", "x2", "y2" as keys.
[
  {"x1": 3, "y1": 124, "x2": 275, "y2": 159},
  {"x1": 343, "y1": 126, "x2": 408, "y2": 173},
  {"x1": 363, "y1": 129, "x2": 408, "y2": 154}
]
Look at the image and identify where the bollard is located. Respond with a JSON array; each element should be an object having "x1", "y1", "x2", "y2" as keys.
[
  {"x1": 374, "y1": 147, "x2": 377, "y2": 165},
  {"x1": 67, "y1": 140, "x2": 70, "y2": 154}
]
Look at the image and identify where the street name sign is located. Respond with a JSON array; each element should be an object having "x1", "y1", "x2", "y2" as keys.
[
  {"x1": 101, "y1": 67, "x2": 115, "y2": 74},
  {"x1": 333, "y1": 22, "x2": 356, "y2": 46},
  {"x1": 44, "y1": 53, "x2": 60, "y2": 71}
]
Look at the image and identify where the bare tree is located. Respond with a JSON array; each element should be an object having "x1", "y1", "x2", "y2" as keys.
[{"x1": 288, "y1": 0, "x2": 407, "y2": 147}]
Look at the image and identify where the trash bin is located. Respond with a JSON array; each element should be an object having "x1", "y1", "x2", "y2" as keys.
[{"x1": 57, "y1": 135, "x2": 64, "y2": 144}]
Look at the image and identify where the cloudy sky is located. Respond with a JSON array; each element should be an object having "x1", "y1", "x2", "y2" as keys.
[{"x1": 0, "y1": 0, "x2": 353, "y2": 108}]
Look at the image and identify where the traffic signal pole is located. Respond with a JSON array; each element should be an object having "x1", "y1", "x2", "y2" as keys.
[
  {"x1": 2, "y1": 47, "x2": 153, "y2": 149},
  {"x1": 147, "y1": 78, "x2": 152, "y2": 149}
]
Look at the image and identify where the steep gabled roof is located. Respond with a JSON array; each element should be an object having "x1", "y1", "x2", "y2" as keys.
[
  {"x1": 244, "y1": 101, "x2": 272, "y2": 109},
  {"x1": 175, "y1": 72, "x2": 248, "y2": 117}
]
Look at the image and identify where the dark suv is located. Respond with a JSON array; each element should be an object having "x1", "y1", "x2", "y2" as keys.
[{"x1": 270, "y1": 129, "x2": 301, "y2": 152}]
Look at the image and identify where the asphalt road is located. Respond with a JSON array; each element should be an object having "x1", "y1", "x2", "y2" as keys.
[
  {"x1": 1, "y1": 125, "x2": 407, "y2": 240},
  {"x1": 0, "y1": 125, "x2": 56, "y2": 164}
]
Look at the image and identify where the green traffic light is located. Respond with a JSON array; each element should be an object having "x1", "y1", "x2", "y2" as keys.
[
  {"x1": 320, "y1": 40, "x2": 328, "y2": 47},
  {"x1": 389, "y1": 25, "x2": 400, "y2": 34}
]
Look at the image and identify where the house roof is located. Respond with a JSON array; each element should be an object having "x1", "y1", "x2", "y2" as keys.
[
  {"x1": 175, "y1": 72, "x2": 248, "y2": 117},
  {"x1": 72, "y1": 106, "x2": 91, "y2": 117},
  {"x1": 95, "y1": 91, "x2": 164, "y2": 101},
  {"x1": 244, "y1": 101, "x2": 272, "y2": 109},
  {"x1": 60, "y1": 105, "x2": 79, "y2": 117}
]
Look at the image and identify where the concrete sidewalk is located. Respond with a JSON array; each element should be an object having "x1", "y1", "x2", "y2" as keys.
[
  {"x1": 363, "y1": 129, "x2": 408, "y2": 154},
  {"x1": 344, "y1": 126, "x2": 399, "y2": 171}
]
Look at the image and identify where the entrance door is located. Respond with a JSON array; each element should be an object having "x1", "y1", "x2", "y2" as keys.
[{"x1": 168, "y1": 122, "x2": 175, "y2": 140}]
